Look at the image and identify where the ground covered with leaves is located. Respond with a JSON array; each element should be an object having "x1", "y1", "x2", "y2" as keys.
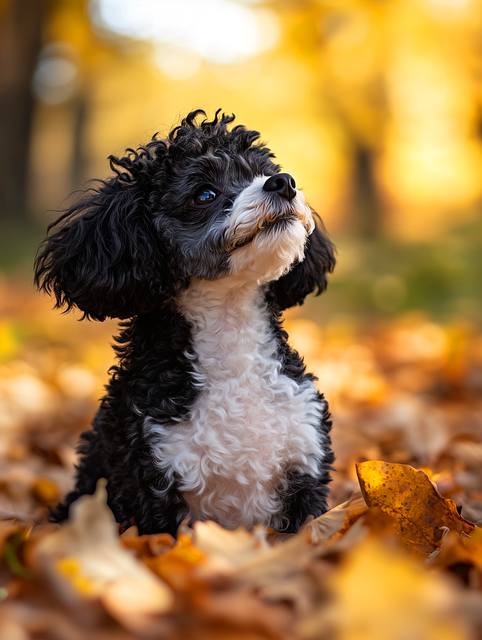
[{"x1": 1, "y1": 278, "x2": 482, "y2": 639}]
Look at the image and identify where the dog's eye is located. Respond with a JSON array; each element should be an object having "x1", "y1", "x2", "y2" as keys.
[{"x1": 193, "y1": 187, "x2": 218, "y2": 206}]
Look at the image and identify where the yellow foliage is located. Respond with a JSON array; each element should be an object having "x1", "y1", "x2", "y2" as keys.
[
  {"x1": 356, "y1": 461, "x2": 475, "y2": 557},
  {"x1": 29, "y1": 0, "x2": 482, "y2": 237},
  {"x1": 0, "y1": 322, "x2": 18, "y2": 361}
]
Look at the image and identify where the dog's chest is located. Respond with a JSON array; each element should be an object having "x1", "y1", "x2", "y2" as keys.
[{"x1": 147, "y1": 280, "x2": 323, "y2": 529}]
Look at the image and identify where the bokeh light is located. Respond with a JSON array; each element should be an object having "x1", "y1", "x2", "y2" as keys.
[
  {"x1": 33, "y1": 42, "x2": 80, "y2": 105},
  {"x1": 90, "y1": 0, "x2": 280, "y2": 65}
]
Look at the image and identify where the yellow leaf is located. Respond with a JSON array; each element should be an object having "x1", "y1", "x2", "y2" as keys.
[
  {"x1": 331, "y1": 538, "x2": 471, "y2": 640},
  {"x1": 356, "y1": 461, "x2": 475, "y2": 556}
]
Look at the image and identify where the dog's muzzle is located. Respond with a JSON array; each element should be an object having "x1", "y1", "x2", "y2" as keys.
[
  {"x1": 263, "y1": 173, "x2": 296, "y2": 201},
  {"x1": 226, "y1": 173, "x2": 314, "y2": 251}
]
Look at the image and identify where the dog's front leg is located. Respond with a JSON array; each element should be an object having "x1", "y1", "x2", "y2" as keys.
[
  {"x1": 134, "y1": 476, "x2": 189, "y2": 537},
  {"x1": 278, "y1": 471, "x2": 332, "y2": 533}
]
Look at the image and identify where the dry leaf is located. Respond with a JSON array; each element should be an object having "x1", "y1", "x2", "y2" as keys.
[
  {"x1": 166, "y1": 589, "x2": 295, "y2": 640},
  {"x1": 33, "y1": 480, "x2": 173, "y2": 631},
  {"x1": 330, "y1": 538, "x2": 471, "y2": 640},
  {"x1": 31, "y1": 479, "x2": 59, "y2": 506},
  {"x1": 147, "y1": 532, "x2": 206, "y2": 591},
  {"x1": 305, "y1": 492, "x2": 368, "y2": 545},
  {"x1": 4, "y1": 282, "x2": 482, "y2": 638},
  {"x1": 356, "y1": 461, "x2": 475, "y2": 556},
  {"x1": 428, "y1": 530, "x2": 476, "y2": 570},
  {"x1": 235, "y1": 531, "x2": 315, "y2": 593},
  {"x1": 121, "y1": 530, "x2": 175, "y2": 558},
  {"x1": 193, "y1": 521, "x2": 269, "y2": 572}
]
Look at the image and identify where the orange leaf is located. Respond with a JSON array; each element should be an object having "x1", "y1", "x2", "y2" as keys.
[
  {"x1": 122, "y1": 532, "x2": 175, "y2": 558},
  {"x1": 31, "y1": 479, "x2": 59, "y2": 506},
  {"x1": 356, "y1": 461, "x2": 475, "y2": 557},
  {"x1": 147, "y1": 533, "x2": 205, "y2": 590}
]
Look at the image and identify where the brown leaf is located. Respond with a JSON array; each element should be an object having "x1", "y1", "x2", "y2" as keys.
[
  {"x1": 167, "y1": 589, "x2": 295, "y2": 640},
  {"x1": 356, "y1": 461, "x2": 475, "y2": 557},
  {"x1": 361, "y1": 507, "x2": 396, "y2": 537},
  {"x1": 428, "y1": 530, "x2": 476, "y2": 571},
  {"x1": 305, "y1": 492, "x2": 368, "y2": 545}
]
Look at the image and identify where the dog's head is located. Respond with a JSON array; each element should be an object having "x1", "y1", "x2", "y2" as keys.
[{"x1": 35, "y1": 110, "x2": 335, "y2": 320}]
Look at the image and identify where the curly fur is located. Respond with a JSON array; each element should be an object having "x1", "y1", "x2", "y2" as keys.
[{"x1": 35, "y1": 110, "x2": 336, "y2": 535}]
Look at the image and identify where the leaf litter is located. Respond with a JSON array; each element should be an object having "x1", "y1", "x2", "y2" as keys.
[{"x1": 2, "y1": 282, "x2": 482, "y2": 638}]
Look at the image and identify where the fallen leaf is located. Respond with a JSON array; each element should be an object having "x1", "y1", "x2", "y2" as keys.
[
  {"x1": 3, "y1": 529, "x2": 34, "y2": 579},
  {"x1": 121, "y1": 530, "x2": 175, "y2": 558},
  {"x1": 235, "y1": 531, "x2": 315, "y2": 594},
  {"x1": 356, "y1": 461, "x2": 475, "y2": 556},
  {"x1": 31, "y1": 479, "x2": 59, "y2": 506},
  {"x1": 428, "y1": 530, "x2": 476, "y2": 571},
  {"x1": 33, "y1": 479, "x2": 173, "y2": 631},
  {"x1": 193, "y1": 521, "x2": 268, "y2": 570},
  {"x1": 147, "y1": 532, "x2": 206, "y2": 590},
  {"x1": 360, "y1": 507, "x2": 396, "y2": 537},
  {"x1": 330, "y1": 538, "x2": 471, "y2": 640},
  {"x1": 167, "y1": 589, "x2": 295, "y2": 640},
  {"x1": 461, "y1": 499, "x2": 482, "y2": 526},
  {"x1": 305, "y1": 492, "x2": 368, "y2": 544}
]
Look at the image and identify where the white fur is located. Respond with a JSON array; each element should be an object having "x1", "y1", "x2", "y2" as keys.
[
  {"x1": 144, "y1": 177, "x2": 324, "y2": 530},
  {"x1": 224, "y1": 176, "x2": 315, "y2": 284}
]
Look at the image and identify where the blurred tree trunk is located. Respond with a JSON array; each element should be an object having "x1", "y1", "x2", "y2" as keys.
[
  {"x1": 0, "y1": 0, "x2": 48, "y2": 223},
  {"x1": 353, "y1": 144, "x2": 381, "y2": 240},
  {"x1": 71, "y1": 91, "x2": 89, "y2": 191}
]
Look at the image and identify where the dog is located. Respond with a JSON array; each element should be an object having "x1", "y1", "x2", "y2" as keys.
[{"x1": 34, "y1": 110, "x2": 336, "y2": 535}]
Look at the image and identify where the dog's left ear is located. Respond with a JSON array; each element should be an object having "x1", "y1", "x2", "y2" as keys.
[
  {"x1": 34, "y1": 153, "x2": 174, "y2": 321},
  {"x1": 270, "y1": 214, "x2": 336, "y2": 310}
]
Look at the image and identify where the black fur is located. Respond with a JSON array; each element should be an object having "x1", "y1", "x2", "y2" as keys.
[{"x1": 35, "y1": 110, "x2": 336, "y2": 534}]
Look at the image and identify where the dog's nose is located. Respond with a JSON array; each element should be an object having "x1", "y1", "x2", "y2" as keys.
[{"x1": 263, "y1": 173, "x2": 297, "y2": 201}]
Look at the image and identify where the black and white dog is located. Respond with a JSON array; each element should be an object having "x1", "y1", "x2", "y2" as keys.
[{"x1": 35, "y1": 110, "x2": 336, "y2": 535}]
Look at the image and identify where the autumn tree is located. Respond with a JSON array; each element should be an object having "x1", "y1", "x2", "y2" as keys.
[{"x1": 0, "y1": 0, "x2": 50, "y2": 224}]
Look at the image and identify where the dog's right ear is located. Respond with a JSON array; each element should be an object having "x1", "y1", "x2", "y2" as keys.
[
  {"x1": 34, "y1": 167, "x2": 173, "y2": 321},
  {"x1": 269, "y1": 213, "x2": 336, "y2": 311}
]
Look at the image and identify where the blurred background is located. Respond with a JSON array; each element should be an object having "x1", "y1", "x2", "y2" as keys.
[
  {"x1": 1, "y1": 0, "x2": 482, "y2": 520},
  {"x1": 3, "y1": 0, "x2": 482, "y2": 315}
]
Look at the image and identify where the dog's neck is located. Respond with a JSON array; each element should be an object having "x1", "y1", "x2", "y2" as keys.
[{"x1": 177, "y1": 276, "x2": 269, "y2": 362}]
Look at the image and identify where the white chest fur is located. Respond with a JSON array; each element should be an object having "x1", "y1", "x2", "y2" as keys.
[{"x1": 144, "y1": 277, "x2": 324, "y2": 530}]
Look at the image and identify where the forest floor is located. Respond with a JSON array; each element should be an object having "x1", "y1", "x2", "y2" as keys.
[{"x1": 1, "y1": 278, "x2": 482, "y2": 639}]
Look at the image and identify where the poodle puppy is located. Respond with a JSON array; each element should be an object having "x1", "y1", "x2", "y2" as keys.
[{"x1": 35, "y1": 110, "x2": 336, "y2": 536}]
